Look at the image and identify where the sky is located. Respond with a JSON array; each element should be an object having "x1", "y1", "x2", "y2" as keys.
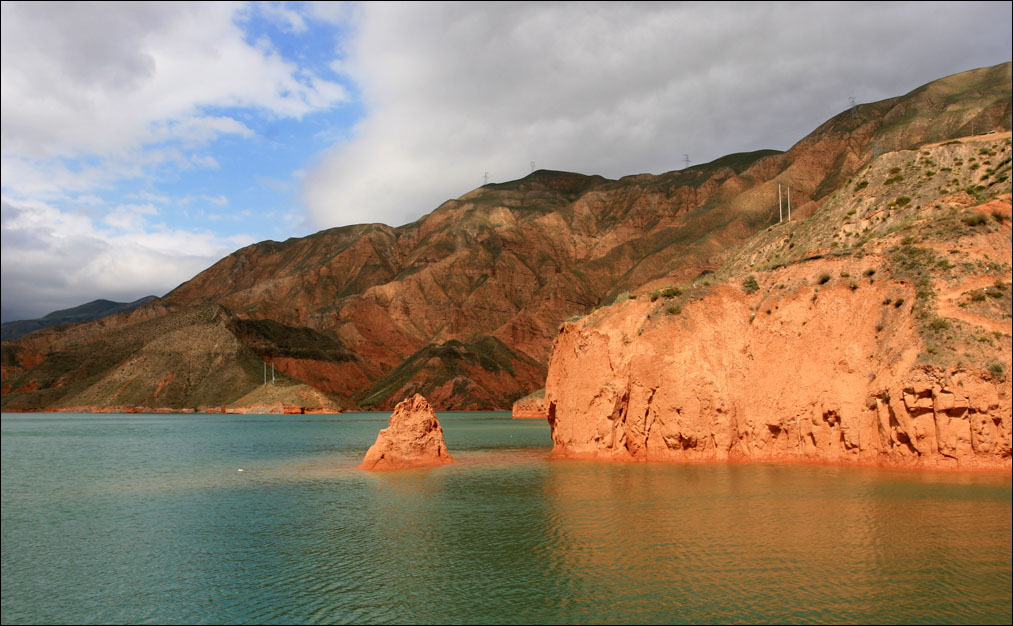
[{"x1": 2, "y1": 1, "x2": 1011, "y2": 322}]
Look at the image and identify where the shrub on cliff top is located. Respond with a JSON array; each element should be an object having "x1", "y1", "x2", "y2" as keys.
[
  {"x1": 928, "y1": 317, "x2": 950, "y2": 331},
  {"x1": 962, "y1": 213, "x2": 988, "y2": 227}
]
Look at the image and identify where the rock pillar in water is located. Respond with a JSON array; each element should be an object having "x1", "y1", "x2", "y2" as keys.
[{"x1": 359, "y1": 394, "x2": 454, "y2": 470}]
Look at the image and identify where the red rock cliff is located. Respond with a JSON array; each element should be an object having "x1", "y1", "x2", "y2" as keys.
[
  {"x1": 545, "y1": 276, "x2": 1011, "y2": 470},
  {"x1": 359, "y1": 394, "x2": 454, "y2": 470}
]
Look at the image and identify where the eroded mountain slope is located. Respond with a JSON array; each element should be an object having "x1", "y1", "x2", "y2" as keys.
[{"x1": 3, "y1": 63, "x2": 1010, "y2": 411}]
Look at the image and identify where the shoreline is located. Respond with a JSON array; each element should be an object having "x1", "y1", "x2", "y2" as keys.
[
  {"x1": 549, "y1": 448, "x2": 1013, "y2": 474},
  {"x1": 0, "y1": 405, "x2": 347, "y2": 415},
  {"x1": 0, "y1": 406, "x2": 517, "y2": 415},
  {"x1": 4, "y1": 409, "x2": 1008, "y2": 474}
]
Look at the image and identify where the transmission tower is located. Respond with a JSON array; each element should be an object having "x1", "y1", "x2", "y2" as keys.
[{"x1": 683, "y1": 154, "x2": 691, "y2": 169}]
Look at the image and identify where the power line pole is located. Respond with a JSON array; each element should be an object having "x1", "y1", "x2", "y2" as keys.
[
  {"x1": 787, "y1": 185, "x2": 791, "y2": 221},
  {"x1": 263, "y1": 361, "x2": 266, "y2": 385},
  {"x1": 683, "y1": 154, "x2": 690, "y2": 169},
  {"x1": 849, "y1": 96, "x2": 857, "y2": 118},
  {"x1": 530, "y1": 161, "x2": 536, "y2": 173},
  {"x1": 483, "y1": 171, "x2": 489, "y2": 185},
  {"x1": 778, "y1": 183, "x2": 783, "y2": 222},
  {"x1": 271, "y1": 362, "x2": 275, "y2": 385}
]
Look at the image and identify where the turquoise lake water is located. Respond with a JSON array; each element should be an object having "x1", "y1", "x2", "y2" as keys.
[{"x1": 2, "y1": 411, "x2": 1010, "y2": 624}]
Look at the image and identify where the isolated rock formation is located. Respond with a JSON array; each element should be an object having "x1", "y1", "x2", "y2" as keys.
[{"x1": 359, "y1": 394, "x2": 454, "y2": 470}]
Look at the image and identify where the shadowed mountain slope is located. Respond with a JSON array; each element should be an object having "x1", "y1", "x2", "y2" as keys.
[{"x1": 1, "y1": 296, "x2": 158, "y2": 341}]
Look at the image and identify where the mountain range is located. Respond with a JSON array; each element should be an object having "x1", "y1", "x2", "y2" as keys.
[
  {"x1": 1, "y1": 297, "x2": 157, "y2": 342},
  {"x1": 2, "y1": 62, "x2": 1010, "y2": 413}
]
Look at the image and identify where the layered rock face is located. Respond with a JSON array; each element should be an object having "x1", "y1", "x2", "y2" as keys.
[
  {"x1": 545, "y1": 281, "x2": 1011, "y2": 469},
  {"x1": 512, "y1": 389, "x2": 548, "y2": 419},
  {"x1": 359, "y1": 394, "x2": 454, "y2": 470}
]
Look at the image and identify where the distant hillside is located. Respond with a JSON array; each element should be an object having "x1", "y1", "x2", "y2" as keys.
[
  {"x1": 2, "y1": 62, "x2": 1010, "y2": 412},
  {"x1": 1, "y1": 296, "x2": 158, "y2": 341}
]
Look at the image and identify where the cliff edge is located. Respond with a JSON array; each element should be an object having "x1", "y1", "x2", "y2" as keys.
[{"x1": 544, "y1": 136, "x2": 1012, "y2": 470}]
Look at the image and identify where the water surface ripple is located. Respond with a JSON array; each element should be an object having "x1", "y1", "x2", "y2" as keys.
[{"x1": 2, "y1": 412, "x2": 1010, "y2": 624}]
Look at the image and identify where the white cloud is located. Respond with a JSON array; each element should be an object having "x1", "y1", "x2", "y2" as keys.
[
  {"x1": 188, "y1": 154, "x2": 220, "y2": 170},
  {"x1": 1, "y1": 196, "x2": 253, "y2": 321},
  {"x1": 258, "y1": 1, "x2": 308, "y2": 34},
  {"x1": 1, "y1": 1, "x2": 347, "y2": 181},
  {"x1": 304, "y1": 2, "x2": 1012, "y2": 228},
  {"x1": 305, "y1": 1, "x2": 358, "y2": 26},
  {"x1": 172, "y1": 116, "x2": 254, "y2": 146},
  {"x1": 205, "y1": 194, "x2": 229, "y2": 206},
  {"x1": 103, "y1": 203, "x2": 159, "y2": 230}
]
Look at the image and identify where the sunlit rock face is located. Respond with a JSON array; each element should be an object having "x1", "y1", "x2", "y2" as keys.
[{"x1": 360, "y1": 394, "x2": 454, "y2": 470}]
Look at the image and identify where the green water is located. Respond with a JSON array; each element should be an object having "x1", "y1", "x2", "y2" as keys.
[{"x1": 2, "y1": 412, "x2": 1010, "y2": 624}]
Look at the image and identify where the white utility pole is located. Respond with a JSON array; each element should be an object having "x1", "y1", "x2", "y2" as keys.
[
  {"x1": 778, "y1": 183, "x2": 783, "y2": 222},
  {"x1": 483, "y1": 172, "x2": 489, "y2": 185},
  {"x1": 787, "y1": 186, "x2": 791, "y2": 221}
]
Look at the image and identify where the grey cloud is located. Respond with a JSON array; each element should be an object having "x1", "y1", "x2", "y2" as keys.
[
  {"x1": 304, "y1": 1, "x2": 1011, "y2": 228},
  {"x1": 6, "y1": 1, "x2": 166, "y2": 91}
]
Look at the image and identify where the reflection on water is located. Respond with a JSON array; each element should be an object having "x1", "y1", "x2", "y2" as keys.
[{"x1": 2, "y1": 413, "x2": 1010, "y2": 624}]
